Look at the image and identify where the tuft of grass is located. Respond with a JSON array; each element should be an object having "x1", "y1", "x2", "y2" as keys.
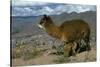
[
  {"x1": 12, "y1": 40, "x2": 43, "y2": 60},
  {"x1": 12, "y1": 41, "x2": 23, "y2": 59},
  {"x1": 12, "y1": 48, "x2": 22, "y2": 59},
  {"x1": 54, "y1": 55, "x2": 70, "y2": 63},
  {"x1": 55, "y1": 45, "x2": 64, "y2": 55},
  {"x1": 22, "y1": 48, "x2": 42, "y2": 60}
]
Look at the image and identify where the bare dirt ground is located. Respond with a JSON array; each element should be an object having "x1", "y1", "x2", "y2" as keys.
[
  {"x1": 12, "y1": 43, "x2": 96, "y2": 66},
  {"x1": 11, "y1": 29, "x2": 96, "y2": 66}
]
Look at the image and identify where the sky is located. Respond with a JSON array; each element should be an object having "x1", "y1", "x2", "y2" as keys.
[{"x1": 11, "y1": 0, "x2": 96, "y2": 16}]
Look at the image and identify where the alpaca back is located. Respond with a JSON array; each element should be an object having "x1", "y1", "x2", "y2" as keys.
[{"x1": 59, "y1": 19, "x2": 90, "y2": 42}]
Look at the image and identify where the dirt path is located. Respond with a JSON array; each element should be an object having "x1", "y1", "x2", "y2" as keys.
[{"x1": 12, "y1": 53, "x2": 58, "y2": 66}]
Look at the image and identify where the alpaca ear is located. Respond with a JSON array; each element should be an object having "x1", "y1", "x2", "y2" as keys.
[{"x1": 43, "y1": 14, "x2": 48, "y2": 18}]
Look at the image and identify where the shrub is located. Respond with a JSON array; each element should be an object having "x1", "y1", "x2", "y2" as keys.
[
  {"x1": 56, "y1": 45, "x2": 64, "y2": 55},
  {"x1": 54, "y1": 55, "x2": 70, "y2": 63},
  {"x1": 21, "y1": 47, "x2": 42, "y2": 60},
  {"x1": 12, "y1": 48, "x2": 22, "y2": 59}
]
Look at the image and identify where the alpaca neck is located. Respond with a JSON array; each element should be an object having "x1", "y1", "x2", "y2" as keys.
[{"x1": 45, "y1": 22, "x2": 62, "y2": 39}]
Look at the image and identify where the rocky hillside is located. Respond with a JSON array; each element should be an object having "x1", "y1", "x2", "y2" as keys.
[{"x1": 11, "y1": 11, "x2": 96, "y2": 66}]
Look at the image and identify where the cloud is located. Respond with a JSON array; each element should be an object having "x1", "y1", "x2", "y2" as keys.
[
  {"x1": 12, "y1": 6, "x2": 54, "y2": 16},
  {"x1": 12, "y1": 6, "x2": 33, "y2": 16},
  {"x1": 54, "y1": 5, "x2": 96, "y2": 14},
  {"x1": 12, "y1": 0, "x2": 48, "y2": 6},
  {"x1": 11, "y1": 1, "x2": 96, "y2": 16}
]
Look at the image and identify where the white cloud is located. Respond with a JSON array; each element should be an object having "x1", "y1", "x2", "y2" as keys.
[
  {"x1": 12, "y1": 0, "x2": 48, "y2": 6},
  {"x1": 53, "y1": 5, "x2": 96, "y2": 14},
  {"x1": 11, "y1": 1, "x2": 96, "y2": 16},
  {"x1": 12, "y1": 6, "x2": 54, "y2": 16}
]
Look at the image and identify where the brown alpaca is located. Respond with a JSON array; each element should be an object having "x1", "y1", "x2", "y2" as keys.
[{"x1": 38, "y1": 15, "x2": 91, "y2": 57}]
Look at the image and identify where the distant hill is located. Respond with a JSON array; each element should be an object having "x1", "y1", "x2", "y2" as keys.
[
  {"x1": 11, "y1": 11, "x2": 96, "y2": 38},
  {"x1": 50, "y1": 11, "x2": 96, "y2": 25}
]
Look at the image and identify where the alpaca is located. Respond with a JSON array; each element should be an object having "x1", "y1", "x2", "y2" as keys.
[{"x1": 38, "y1": 15, "x2": 91, "y2": 57}]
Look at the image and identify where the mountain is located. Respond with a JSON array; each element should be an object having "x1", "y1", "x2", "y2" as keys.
[{"x1": 11, "y1": 11, "x2": 96, "y2": 38}]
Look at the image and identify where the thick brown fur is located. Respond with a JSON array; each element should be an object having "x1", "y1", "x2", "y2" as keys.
[{"x1": 38, "y1": 15, "x2": 91, "y2": 57}]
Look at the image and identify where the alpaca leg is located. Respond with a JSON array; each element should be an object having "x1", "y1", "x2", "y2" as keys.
[
  {"x1": 85, "y1": 38, "x2": 91, "y2": 51},
  {"x1": 72, "y1": 42, "x2": 77, "y2": 56},
  {"x1": 64, "y1": 42, "x2": 72, "y2": 57}
]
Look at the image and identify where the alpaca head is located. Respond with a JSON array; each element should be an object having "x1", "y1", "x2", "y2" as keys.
[{"x1": 38, "y1": 15, "x2": 53, "y2": 31}]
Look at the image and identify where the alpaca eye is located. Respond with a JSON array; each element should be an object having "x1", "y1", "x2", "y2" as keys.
[
  {"x1": 39, "y1": 19, "x2": 43, "y2": 24},
  {"x1": 40, "y1": 21, "x2": 44, "y2": 24}
]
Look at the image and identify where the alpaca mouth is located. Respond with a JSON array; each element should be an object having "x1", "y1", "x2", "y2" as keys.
[
  {"x1": 38, "y1": 24, "x2": 43, "y2": 29},
  {"x1": 37, "y1": 24, "x2": 46, "y2": 31}
]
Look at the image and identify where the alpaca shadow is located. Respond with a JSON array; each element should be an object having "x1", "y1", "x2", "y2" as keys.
[
  {"x1": 75, "y1": 43, "x2": 90, "y2": 54},
  {"x1": 78, "y1": 45, "x2": 89, "y2": 53}
]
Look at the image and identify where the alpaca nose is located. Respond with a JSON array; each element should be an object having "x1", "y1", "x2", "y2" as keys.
[
  {"x1": 37, "y1": 24, "x2": 43, "y2": 29},
  {"x1": 37, "y1": 24, "x2": 46, "y2": 31}
]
